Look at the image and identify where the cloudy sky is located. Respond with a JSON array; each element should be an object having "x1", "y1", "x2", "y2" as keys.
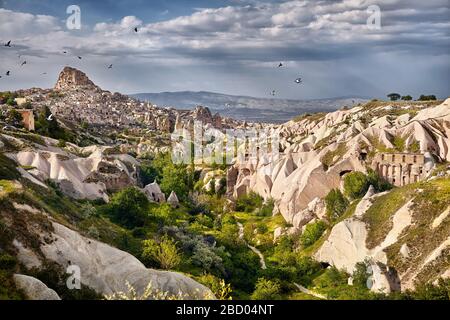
[{"x1": 0, "y1": 0, "x2": 449, "y2": 100}]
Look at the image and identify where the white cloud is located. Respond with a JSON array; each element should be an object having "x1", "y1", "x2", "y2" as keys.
[{"x1": 0, "y1": 1, "x2": 448, "y2": 98}]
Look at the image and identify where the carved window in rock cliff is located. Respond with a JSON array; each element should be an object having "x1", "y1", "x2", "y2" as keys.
[
  {"x1": 402, "y1": 155, "x2": 406, "y2": 163},
  {"x1": 413, "y1": 155, "x2": 417, "y2": 163}
]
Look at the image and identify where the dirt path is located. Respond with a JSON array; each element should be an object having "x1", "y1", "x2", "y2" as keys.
[
  {"x1": 293, "y1": 282, "x2": 327, "y2": 300},
  {"x1": 237, "y1": 222, "x2": 267, "y2": 270}
]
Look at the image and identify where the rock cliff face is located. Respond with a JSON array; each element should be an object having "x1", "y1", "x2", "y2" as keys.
[
  {"x1": 4, "y1": 182, "x2": 212, "y2": 300},
  {"x1": 54, "y1": 67, "x2": 98, "y2": 91},
  {"x1": 6, "y1": 143, "x2": 140, "y2": 201},
  {"x1": 37, "y1": 222, "x2": 211, "y2": 299},
  {"x1": 229, "y1": 99, "x2": 450, "y2": 226},
  {"x1": 13, "y1": 274, "x2": 61, "y2": 300}
]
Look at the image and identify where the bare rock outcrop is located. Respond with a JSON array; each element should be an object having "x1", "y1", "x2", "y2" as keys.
[
  {"x1": 34, "y1": 222, "x2": 212, "y2": 299},
  {"x1": 54, "y1": 67, "x2": 98, "y2": 91},
  {"x1": 13, "y1": 274, "x2": 61, "y2": 300}
]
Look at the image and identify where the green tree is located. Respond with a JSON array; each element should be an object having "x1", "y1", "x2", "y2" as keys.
[
  {"x1": 418, "y1": 95, "x2": 437, "y2": 101},
  {"x1": 343, "y1": 171, "x2": 370, "y2": 199},
  {"x1": 104, "y1": 187, "x2": 149, "y2": 228},
  {"x1": 325, "y1": 189, "x2": 349, "y2": 222},
  {"x1": 142, "y1": 236, "x2": 181, "y2": 270},
  {"x1": 251, "y1": 278, "x2": 281, "y2": 300},
  {"x1": 367, "y1": 169, "x2": 392, "y2": 192},
  {"x1": 207, "y1": 178, "x2": 216, "y2": 195},
  {"x1": 387, "y1": 93, "x2": 401, "y2": 101},
  {"x1": 236, "y1": 192, "x2": 263, "y2": 213},
  {"x1": 160, "y1": 164, "x2": 189, "y2": 200},
  {"x1": 300, "y1": 221, "x2": 327, "y2": 247},
  {"x1": 409, "y1": 278, "x2": 449, "y2": 300},
  {"x1": 217, "y1": 177, "x2": 227, "y2": 196},
  {"x1": 6, "y1": 98, "x2": 16, "y2": 106},
  {"x1": 401, "y1": 95, "x2": 413, "y2": 101},
  {"x1": 352, "y1": 260, "x2": 371, "y2": 289},
  {"x1": 5, "y1": 109, "x2": 23, "y2": 127}
]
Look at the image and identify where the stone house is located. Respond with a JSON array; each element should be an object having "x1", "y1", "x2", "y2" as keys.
[
  {"x1": 17, "y1": 109, "x2": 35, "y2": 131},
  {"x1": 372, "y1": 152, "x2": 427, "y2": 187}
]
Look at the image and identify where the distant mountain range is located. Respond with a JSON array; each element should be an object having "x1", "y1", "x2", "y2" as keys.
[{"x1": 131, "y1": 91, "x2": 369, "y2": 123}]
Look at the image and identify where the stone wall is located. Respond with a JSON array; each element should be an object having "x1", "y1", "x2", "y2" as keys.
[{"x1": 372, "y1": 153, "x2": 426, "y2": 187}]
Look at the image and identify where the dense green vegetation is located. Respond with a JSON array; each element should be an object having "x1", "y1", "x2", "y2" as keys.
[{"x1": 0, "y1": 126, "x2": 447, "y2": 301}]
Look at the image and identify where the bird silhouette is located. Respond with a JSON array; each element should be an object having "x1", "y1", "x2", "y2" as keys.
[
  {"x1": 77, "y1": 56, "x2": 82, "y2": 60},
  {"x1": 63, "y1": 51, "x2": 68, "y2": 54},
  {"x1": 5, "y1": 40, "x2": 11, "y2": 47},
  {"x1": 271, "y1": 90, "x2": 276, "y2": 96},
  {"x1": 6, "y1": 71, "x2": 10, "y2": 76},
  {"x1": 108, "y1": 64, "x2": 113, "y2": 69},
  {"x1": 295, "y1": 78, "x2": 302, "y2": 84},
  {"x1": 278, "y1": 63, "x2": 283, "y2": 67},
  {"x1": 21, "y1": 61, "x2": 27, "y2": 66},
  {"x1": 134, "y1": 27, "x2": 138, "y2": 32},
  {"x1": 42, "y1": 72, "x2": 47, "y2": 75}
]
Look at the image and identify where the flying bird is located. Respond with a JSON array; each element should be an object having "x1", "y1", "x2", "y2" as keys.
[
  {"x1": 77, "y1": 56, "x2": 82, "y2": 60},
  {"x1": 42, "y1": 72, "x2": 47, "y2": 75},
  {"x1": 108, "y1": 64, "x2": 113, "y2": 69},
  {"x1": 63, "y1": 51, "x2": 68, "y2": 54},
  {"x1": 270, "y1": 90, "x2": 276, "y2": 96},
  {"x1": 295, "y1": 78, "x2": 302, "y2": 84},
  {"x1": 21, "y1": 61, "x2": 27, "y2": 66},
  {"x1": 278, "y1": 63, "x2": 283, "y2": 68},
  {"x1": 47, "y1": 114, "x2": 54, "y2": 121},
  {"x1": 5, "y1": 40, "x2": 11, "y2": 47},
  {"x1": 6, "y1": 71, "x2": 10, "y2": 76},
  {"x1": 134, "y1": 27, "x2": 138, "y2": 32}
]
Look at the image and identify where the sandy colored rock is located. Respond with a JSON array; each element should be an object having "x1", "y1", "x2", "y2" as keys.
[{"x1": 13, "y1": 274, "x2": 61, "y2": 300}]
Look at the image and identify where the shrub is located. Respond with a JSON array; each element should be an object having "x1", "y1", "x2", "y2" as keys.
[
  {"x1": 103, "y1": 187, "x2": 149, "y2": 228},
  {"x1": 5, "y1": 109, "x2": 22, "y2": 127},
  {"x1": 6, "y1": 98, "x2": 17, "y2": 106},
  {"x1": 401, "y1": 95, "x2": 413, "y2": 101},
  {"x1": 236, "y1": 192, "x2": 263, "y2": 213},
  {"x1": 57, "y1": 139, "x2": 67, "y2": 148},
  {"x1": 80, "y1": 203, "x2": 98, "y2": 219},
  {"x1": 217, "y1": 177, "x2": 227, "y2": 196},
  {"x1": 197, "y1": 274, "x2": 232, "y2": 300},
  {"x1": 300, "y1": 221, "x2": 327, "y2": 247},
  {"x1": 191, "y1": 245, "x2": 224, "y2": 272},
  {"x1": 418, "y1": 95, "x2": 437, "y2": 101},
  {"x1": 409, "y1": 278, "x2": 449, "y2": 300},
  {"x1": 251, "y1": 278, "x2": 281, "y2": 300},
  {"x1": 207, "y1": 178, "x2": 216, "y2": 195},
  {"x1": 257, "y1": 199, "x2": 274, "y2": 217},
  {"x1": 151, "y1": 203, "x2": 177, "y2": 225},
  {"x1": 0, "y1": 254, "x2": 17, "y2": 271},
  {"x1": 325, "y1": 189, "x2": 349, "y2": 222},
  {"x1": 367, "y1": 169, "x2": 392, "y2": 193},
  {"x1": 352, "y1": 260, "x2": 371, "y2": 289},
  {"x1": 344, "y1": 171, "x2": 370, "y2": 199},
  {"x1": 162, "y1": 225, "x2": 225, "y2": 274},
  {"x1": 142, "y1": 236, "x2": 181, "y2": 270}
]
